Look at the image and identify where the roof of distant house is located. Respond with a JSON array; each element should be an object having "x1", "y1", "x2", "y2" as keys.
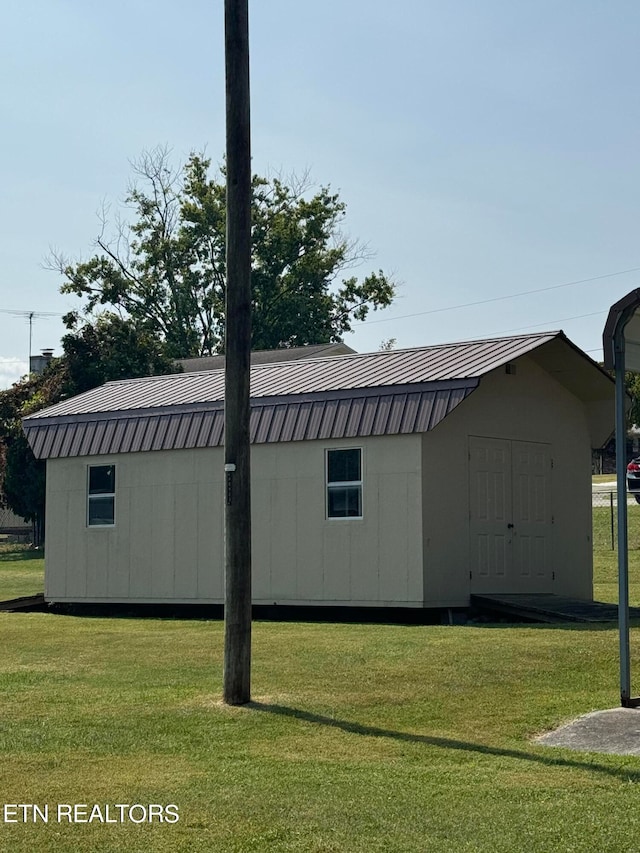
[{"x1": 176, "y1": 342, "x2": 355, "y2": 373}]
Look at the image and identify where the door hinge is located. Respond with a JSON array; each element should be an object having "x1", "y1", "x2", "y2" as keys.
[
  {"x1": 551, "y1": 458, "x2": 554, "y2": 469},
  {"x1": 469, "y1": 571, "x2": 473, "y2": 580},
  {"x1": 551, "y1": 515, "x2": 555, "y2": 524},
  {"x1": 552, "y1": 571, "x2": 555, "y2": 581}
]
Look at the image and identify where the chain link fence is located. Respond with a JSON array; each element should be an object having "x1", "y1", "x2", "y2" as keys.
[
  {"x1": 593, "y1": 491, "x2": 640, "y2": 551},
  {"x1": 0, "y1": 507, "x2": 31, "y2": 535}
]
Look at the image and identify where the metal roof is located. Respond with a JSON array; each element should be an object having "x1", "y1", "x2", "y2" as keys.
[
  {"x1": 26, "y1": 385, "x2": 475, "y2": 459},
  {"x1": 24, "y1": 331, "x2": 558, "y2": 421},
  {"x1": 22, "y1": 332, "x2": 569, "y2": 459},
  {"x1": 603, "y1": 288, "x2": 640, "y2": 371}
]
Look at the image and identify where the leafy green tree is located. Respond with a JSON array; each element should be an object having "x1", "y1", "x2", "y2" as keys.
[
  {"x1": 61, "y1": 312, "x2": 177, "y2": 394},
  {"x1": 625, "y1": 371, "x2": 640, "y2": 428},
  {"x1": 0, "y1": 369, "x2": 62, "y2": 544},
  {"x1": 50, "y1": 148, "x2": 396, "y2": 357},
  {"x1": 0, "y1": 314, "x2": 177, "y2": 543}
]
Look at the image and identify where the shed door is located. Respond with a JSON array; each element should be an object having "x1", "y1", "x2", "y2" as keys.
[{"x1": 469, "y1": 436, "x2": 552, "y2": 593}]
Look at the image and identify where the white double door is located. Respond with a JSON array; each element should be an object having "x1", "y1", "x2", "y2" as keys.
[{"x1": 469, "y1": 436, "x2": 552, "y2": 593}]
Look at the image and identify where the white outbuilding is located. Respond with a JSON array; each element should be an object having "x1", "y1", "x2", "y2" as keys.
[{"x1": 23, "y1": 331, "x2": 614, "y2": 611}]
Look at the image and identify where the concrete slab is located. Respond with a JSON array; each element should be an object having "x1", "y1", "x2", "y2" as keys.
[
  {"x1": 592, "y1": 481, "x2": 616, "y2": 492},
  {"x1": 536, "y1": 708, "x2": 640, "y2": 755}
]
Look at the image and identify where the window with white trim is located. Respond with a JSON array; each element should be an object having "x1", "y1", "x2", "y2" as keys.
[
  {"x1": 326, "y1": 448, "x2": 362, "y2": 519},
  {"x1": 87, "y1": 465, "x2": 116, "y2": 526}
]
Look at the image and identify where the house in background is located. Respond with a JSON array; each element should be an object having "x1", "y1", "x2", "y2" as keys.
[
  {"x1": 175, "y1": 342, "x2": 355, "y2": 374},
  {"x1": 22, "y1": 331, "x2": 614, "y2": 611}
]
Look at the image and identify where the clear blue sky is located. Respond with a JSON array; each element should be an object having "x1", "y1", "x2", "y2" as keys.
[{"x1": 1, "y1": 0, "x2": 639, "y2": 387}]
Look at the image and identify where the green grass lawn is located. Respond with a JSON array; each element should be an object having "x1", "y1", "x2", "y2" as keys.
[
  {"x1": 0, "y1": 543, "x2": 44, "y2": 600},
  {"x1": 592, "y1": 473, "x2": 617, "y2": 484},
  {"x1": 593, "y1": 503, "x2": 640, "y2": 603},
  {"x1": 3, "y1": 539, "x2": 640, "y2": 851},
  {"x1": 3, "y1": 614, "x2": 640, "y2": 853}
]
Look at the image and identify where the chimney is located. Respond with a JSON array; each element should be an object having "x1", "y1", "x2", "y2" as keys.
[{"x1": 30, "y1": 348, "x2": 55, "y2": 376}]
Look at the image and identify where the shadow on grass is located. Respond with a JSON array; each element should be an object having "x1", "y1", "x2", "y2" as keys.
[
  {"x1": 0, "y1": 547, "x2": 42, "y2": 563},
  {"x1": 467, "y1": 621, "x2": 639, "y2": 632},
  {"x1": 249, "y1": 702, "x2": 640, "y2": 782}
]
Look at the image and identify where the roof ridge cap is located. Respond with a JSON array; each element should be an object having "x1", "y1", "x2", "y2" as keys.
[
  {"x1": 247, "y1": 330, "x2": 561, "y2": 366},
  {"x1": 103, "y1": 330, "x2": 562, "y2": 385}
]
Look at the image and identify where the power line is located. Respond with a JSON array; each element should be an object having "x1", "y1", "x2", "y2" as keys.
[
  {"x1": 488, "y1": 309, "x2": 605, "y2": 337},
  {"x1": 416, "y1": 309, "x2": 607, "y2": 357},
  {"x1": 358, "y1": 266, "x2": 640, "y2": 326},
  {"x1": 485, "y1": 310, "x2": 610, "y2": 360}
]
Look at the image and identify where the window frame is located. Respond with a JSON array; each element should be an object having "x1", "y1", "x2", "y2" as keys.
[
  {"x1": 325, "y1": 447, "x2": 363, "y2": 520},
  {"x1": 87, "y1": 464, "x2": 116, "y2": 528}
]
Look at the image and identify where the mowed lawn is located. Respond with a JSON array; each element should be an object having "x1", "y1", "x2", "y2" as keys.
[
  {"x1": 593, "y1": 502, "x2": 640, "y2": 604},
  {"x1": 0, "y1": 544, "x2": 44, "y2": 600},
  {"x1": 2, "y1": 530, "x2": 640, "y2": 851}
]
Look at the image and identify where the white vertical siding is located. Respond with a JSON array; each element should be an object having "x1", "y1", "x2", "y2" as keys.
[
  {"x1": 195, "y1": 478, "x2": 223, "y2": 599},
  {"x1": 45, "y1": 434, "x2": 424, "y2": 607},
  {"x1": 128, "y1": 485, "x2": 153, "y2": 597},
  {"x1": 173, "y1": 483, "x2": 199, "y2": 598},
  {"x1": 268, "y1": 477, "x2": 298, "y2": 600},
  {"x1": 107, "y1": 486, "x2": 130, "y2": 599}
]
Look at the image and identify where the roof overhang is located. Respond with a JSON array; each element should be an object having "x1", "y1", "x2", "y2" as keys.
[{"x1": 524, "y1": 332, "x2": 616, "y2": 448}]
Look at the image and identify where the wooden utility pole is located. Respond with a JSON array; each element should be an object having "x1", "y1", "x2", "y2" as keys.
[{"x1": 223, "y1": 0, "x2": 252, "y2": 705}]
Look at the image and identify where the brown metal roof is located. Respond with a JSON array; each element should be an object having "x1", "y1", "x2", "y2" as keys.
[
  {"x1": 25, "y1": 385, "x2": 476, "y2": 458},
  {"x1": 22, "y1": 332, "x2": 571, "y2": 459},
  {"x1": 24, "y1": 331, "x2": 558, "y2": 421}
]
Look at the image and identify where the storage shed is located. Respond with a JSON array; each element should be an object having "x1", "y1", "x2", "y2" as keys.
[{"x1": 23, "y1": 331, "x2": 614, "y2": 610}]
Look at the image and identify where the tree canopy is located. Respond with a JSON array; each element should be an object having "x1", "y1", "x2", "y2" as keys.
[
  {"x1": 0, "y1": 314, "x2": 176, "y2": 539},
  {"x1": 626, "y1": 372, "x2": 640, "y2": 428},
  {"x1": 61, "y1": 312, "x2": 177, "y2": 394},
  {"x1": 5, "y1": 150, "x2": 396, "y2": 537},
  {"x1": 51, "y1": 149, "x2": 396, "y2": 357}
]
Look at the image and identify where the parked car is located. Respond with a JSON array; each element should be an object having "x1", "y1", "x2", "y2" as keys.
[{"x1": 627, "y1": 458, "x2": 640, "y2": 503}]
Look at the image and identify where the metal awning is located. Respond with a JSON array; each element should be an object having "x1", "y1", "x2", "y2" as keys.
[
  {"x1": 603, "y1": 288, "x2": 640, "y2": 371},
  {"x1": 603, "y1": 288, "x2": 640, "y2": 708}
]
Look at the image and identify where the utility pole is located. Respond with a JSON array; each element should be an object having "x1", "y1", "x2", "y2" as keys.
[{"x1": 223, "y1": 0, "x2": 252, "y2": 705}]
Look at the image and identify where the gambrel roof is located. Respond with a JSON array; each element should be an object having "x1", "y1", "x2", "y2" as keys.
[{"x1": 23, "y1": 331, "x2": 613, "y2": 458}]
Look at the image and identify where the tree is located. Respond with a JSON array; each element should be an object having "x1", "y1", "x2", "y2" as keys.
[
  {"x1": 626, "y1": 371, "x2": 640, "y2": 428},
  {"x1": 61, "y1": 311, "x2": 177, "y2": 394},
  {"x1": 0, "y1": 314, "x2": 177, "y2": 542},
  {"x1": 49, "y1": 148, "x2": 396, "y2": 357},
  {"x1": 378, "y1": 337, "x2": 397, "y2": 351},
  {"x1": 0, "y1": 367, "x2": 64, "y2": 544}
]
